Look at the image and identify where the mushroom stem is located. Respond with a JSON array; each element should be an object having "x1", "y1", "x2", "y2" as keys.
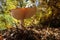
[
  {"x1": 21, "y1": 19, "x2": 24, "y2": 26},
  {"x1": 19, "y1": 19, "x2": 25, "y2": 29}
]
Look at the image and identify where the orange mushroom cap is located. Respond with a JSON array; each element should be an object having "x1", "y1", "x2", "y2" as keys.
[{"x1": 10, "y1": 7, "x2": 36, "y2": 20}]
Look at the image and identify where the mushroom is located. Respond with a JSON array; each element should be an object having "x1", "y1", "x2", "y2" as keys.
[{"x1": 10, "y1": 7, "x2": 36, "y2": 29}]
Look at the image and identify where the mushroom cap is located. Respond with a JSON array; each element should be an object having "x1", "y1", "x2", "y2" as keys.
[{"x1": 10, "y1": 7, "x2": 36, "y2": 20}]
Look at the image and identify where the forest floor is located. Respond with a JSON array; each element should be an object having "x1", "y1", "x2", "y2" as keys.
[{"x1": 2, "y1": 26, "x2": 60, "y2": 40}]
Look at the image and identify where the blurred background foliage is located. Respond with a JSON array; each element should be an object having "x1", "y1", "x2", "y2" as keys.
[{"x1": 0, "y1": 0, "x2": 60, "y2": 30}]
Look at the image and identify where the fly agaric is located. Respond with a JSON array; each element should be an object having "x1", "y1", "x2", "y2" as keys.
[{"x1": 10, "y1": 4, "x2": 36, "y2": 29}]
